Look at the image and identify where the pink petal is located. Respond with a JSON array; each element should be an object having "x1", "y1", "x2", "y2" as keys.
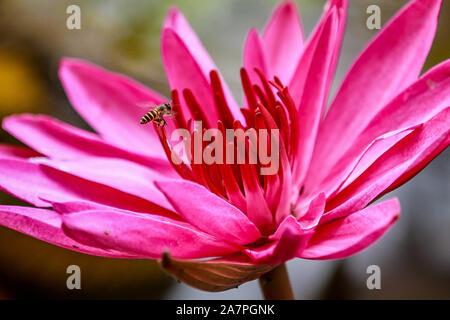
[
  {"x1": 308, "y1": 0, "x2": 442, "y2": 188},
  {"x1": 341, "y1": 59, "x2": 450, "y2": 175},
  {"x1": 291, "y1": 8, "x2": 338, "y2": 187},
  {"x1": 316, "y1": 127, "x2": 417, "y2": 198},
  {"x1": 161, "y1": 28, "x2": 217, "y2": 125},
  {"x1": 300, "y1": 198, "x2": 400, "y2": 260},
  {"x1": 288, "y1": 0, "x2": 346, "y2": 105},
  {"x1": 313, "y1": 60, "x2": 450, "y2": 196},
  {"x1": 386, "y1": 137, "x2": 449, "y2": 194},
  {"x1": 61, "y1": 207, "x2": 239, "y2": 259},
  {"x1": 163, "y1": 7, "x2": 217, "y2": 76},
  {"x1": 244, "y1": 216, "x2": 313, "y2": 266},
  {"x1": 0, "y1": 157, "x2": 162, "y2": 214},
  {"x1": 31, "y1": 157, "x2": 175, "y2": 212},
  {"x1": 323, "y1": 108, "x2": 450, "y2": 223},
  {"x1": 58, "y1": 58, "x2": 166, "y2": 156},
  {"x1": 155, "y1": 179, "x2": 262, "y2": 246},
  {"x1": 240, "y1": 163, "x2": 274, "y2": 234},
  {"x1": 324, "y1": 0, "x2": 347, "y2": 93},
  {"x1": 335, "y1": 129, "x2": 418, "y2": 193},
  {"x1": 296, "y1": 192, "x2": 326, "y2": 229},
  {"x1": 243, "y1": 28, "x2": 269, "y2": 86},
  {"x1": 162, "y1": 8, "x2": 243, "y2": 123},
  {"x1": 274, "y1": 139, "x2": 293, "y2": 224},
  {"x1": 0, "y1": 205, "x2": 137, "y2": 258},
  {"x1": 0, "y1": 143, "x2": 39, "y2": 159},
  {"x1": 2, "y1": 114, "x2": 175, "y2": 173},
  {"x1": 262, "y1": 0, "x2": 304, "y2": 83}
]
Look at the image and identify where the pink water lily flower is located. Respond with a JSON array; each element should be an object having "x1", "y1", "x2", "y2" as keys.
[{"x1": 0, "y1": 0, "x2": 449, "y2": 296}]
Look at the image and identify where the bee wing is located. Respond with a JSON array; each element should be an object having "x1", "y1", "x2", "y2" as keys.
[{"x1": 136, "y1": 101, "x2": 157, "y2": 110}]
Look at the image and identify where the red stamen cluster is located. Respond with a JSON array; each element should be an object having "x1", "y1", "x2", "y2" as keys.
[{"x1": 156, "y1": 68, "x2": 300, "y2": 234}]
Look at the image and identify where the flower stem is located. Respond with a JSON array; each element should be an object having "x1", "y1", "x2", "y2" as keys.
[{"x1": 258, "y1": 263, "x2": 294, "y2": 300}]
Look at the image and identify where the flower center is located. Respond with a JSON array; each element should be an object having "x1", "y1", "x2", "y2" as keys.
[{"x1": 154, "y1": 68, "x2": 302, "y2": 234}]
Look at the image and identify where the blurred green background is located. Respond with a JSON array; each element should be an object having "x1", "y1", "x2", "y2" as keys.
[{"x1": 0, "y1": 0, "x2": 448, "y2": 299}]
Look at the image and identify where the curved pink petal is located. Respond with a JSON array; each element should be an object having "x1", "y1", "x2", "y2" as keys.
[
  {"x1": 324, "y1": 0, "x2": 347, "y2": 92},
  {"x1": 288, "y1": 0, "x2": 346, "y2": 106},
  {"x1": 2, "y1": 114, "x2": 175, "y2": 175},
  {"x1": 0, "y1": 157, "x2": 163, "y2": 214},
  {"x1": 291, "y1": 8, "x2": 338, "y2": 187},
  {"x1": 31, "y1": 157, "x2": 175, "y2": 212},
  {"x1": 161, "y1": 28, "x2": 217, "y2": 126},
  {"x1": 385, "y1": 134, "x2": 449, "y2": 194},
  {"x1": 59, "y1": 58, "x2": 166, "y2": 157},
  {"x1": 342, "y1": 59, "x2": 450, "y2": 171},
  {"x1": 323, "y1": 108, "x2": 450, "y2": 223},
  {"x1": 163, "y1": 7, "x2": 217, "y2": 75},
  {"x1": 262, "y1": 0, "x2": 304, "y2": 83},
  {"x1": 296, "y1": 192, "x2": 326, "y2": 229},
  {"x1": 274, "y1": 140, "x2": 293, "y2": 224},
  {"x1": 61, "y1": 208, "x2": 239, "y2": 259},
  {"x1": 244, "y1": 216, "x2": 312, "y2": 266},
  {"x1": 0, "y1": 205, "x2": 137, "y2": 258},
  {"x1": 313, "y1": 59, "x2": 450, "y2": 195},
  {"x1": 300, "y1": 198, "x2": 400, "y2": 260},
  {"x1": 0, "y1": 143, "x2": 39, "y2": 159},
  {"x1": 316, "y1": 127, "x2": 417, "y2": 198},
  {"x1": 243, "y1": 28, "x2": 269, "y2": 86},
  {"x1": 334, "y1": 129, "x2": 418, "y2": 193},
  {"x1": 155, "y1": 179, "x2": 262, "y2": 246},
  {"x1": 162, "y1": 8, "x2": 243, "y2": 123},
  {"x1": 240, "y1": 163, "x2": 274, "y2": 234},
  {"x1": 308, "y1": 0, "x2": 442, "y2": 188}
]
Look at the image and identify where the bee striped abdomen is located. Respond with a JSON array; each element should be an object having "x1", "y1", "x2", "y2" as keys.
[
  {"x1": 140, "y1": 109, "x2": 158, "y2": 124},
  {"x1": 139, "y1": 102, "x2": 171, "y2": 126}
]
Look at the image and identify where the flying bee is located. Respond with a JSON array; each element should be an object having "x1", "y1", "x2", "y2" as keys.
[{"x1": 139, "y1": 102, "x2": 173, "y2": 127}]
